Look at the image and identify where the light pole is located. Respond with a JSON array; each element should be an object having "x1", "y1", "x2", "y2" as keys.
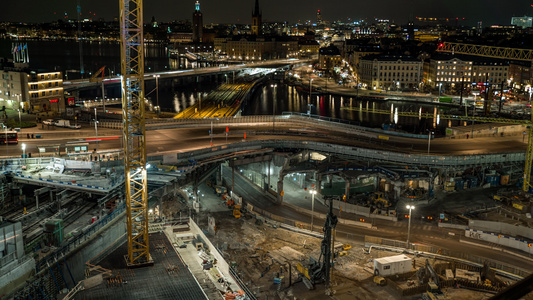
[
  {"x1": 310, "y1": 189, "x2": 317, "y2": 230},
  {"x1": 17, "y1": 94, "x2": 21, "y2": 127},
  {"x1": 406, "y1": 204, "x2": 415, "y2": 248},
  {"x1": 271, "y1": 84, "x2": 277, "y2": 132},
  {"x1": 94, "y1": 108, "x2": 99, "y2": 153},
  {"x1": 153, "y1": 74, "x2": 160, "y2": 115},
  {"x1": 309, "y1": 78, "x2": 313, "y2": 100},
  {"x1": 427, "y1": 130, "x2": 433, "y2": 154},
  {"x1": 1, "y1": 123, "x2": 7, "y2": 158},
  {"x1": 21, "y1": 143, "x2": 26, "y2": 166}
]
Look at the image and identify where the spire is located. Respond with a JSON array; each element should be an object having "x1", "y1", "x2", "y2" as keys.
[
  {"x1": 195, "y1": 1, "x2": 200, "y2": 12},
  {"x1": 253, "y1": 0, "x2": 260, "y2": 16}
]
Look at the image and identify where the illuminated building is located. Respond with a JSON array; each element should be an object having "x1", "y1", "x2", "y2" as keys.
[
  {"x1": 192, "y1": 1, "x2": 203, "y2": 43},
  {"x1": 214, "y1": 35, "x2": 298, "y2": 61},
  {"x1": 359, "y1": 55, "x2": 422, "y2": 90},
  {"x1": 511, "y1": 16, "x2": 532, "y2": 29}
]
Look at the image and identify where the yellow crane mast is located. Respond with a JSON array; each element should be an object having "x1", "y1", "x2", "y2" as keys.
[
  {"x1": 341, "y1": 106, "x2": 533, "y2": 192},
  {"x1": 120, "y1": 0, "x2": 151, "y2": 266}
]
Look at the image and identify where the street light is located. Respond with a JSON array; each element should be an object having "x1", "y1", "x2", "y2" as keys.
[
  {"x1": 153, "y1": 74, "x2": 160, "y2": 116},
  {"x1": 94, "y1": 108, "x2": 99, "y2": 154},
  {"x1": 406, "y1": 204, "x2": 415, "y2": 248},
  {"x1": 1, "y1": 123, "x2": 7, "y2": 158},
  {"x1": 271, "y1": 84, "x2": 277, "y2": 132},
  {"x1": 309, "y1": 189, "x2": 317, "y2": 230},
  {"x1": 427, "y1": 130, "x2": 433, "y2": 154},
  {"x1": 21, "y1": 143, "x2": 26, "y2": 166},
  {"x1": 309, "y1": 78, "x2": 313, "y2": 100},
  {"x1": 16, "y1": 94, "x2": 21, "y2": 127}
]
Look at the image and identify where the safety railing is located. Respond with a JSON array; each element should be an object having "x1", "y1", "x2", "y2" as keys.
[
  {"x1": 173, "y1": 139, "x2": 524, "y2": 169},
  {"x1": 35, "y1": 203, "x2": 126, "y2": 273}
]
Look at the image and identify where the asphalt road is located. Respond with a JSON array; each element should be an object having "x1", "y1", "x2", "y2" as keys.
[{"x1": 11, "y1": 121, "x2": 528, "y2": 158}]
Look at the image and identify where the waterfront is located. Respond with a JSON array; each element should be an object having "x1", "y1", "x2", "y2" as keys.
[{"x1": 1, "y1": 38, "x2": 456, "y2": 134}]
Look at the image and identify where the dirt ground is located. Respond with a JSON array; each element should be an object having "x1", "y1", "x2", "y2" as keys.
[{"x1": 192, "y1": 209, "x2": 519, "y2": 300}]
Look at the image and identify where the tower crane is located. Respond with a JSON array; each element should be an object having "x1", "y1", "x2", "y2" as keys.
[
  {"x1": 120, "y1": 0, "x2": 152, "y2": 266},
  {"x1": 341, "y1": 106, "x2": 533, "y2": 192}
]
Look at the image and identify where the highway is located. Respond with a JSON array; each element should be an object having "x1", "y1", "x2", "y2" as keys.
[{"x1": 11, "y1": 120, "x2": 528, "y2": 158}]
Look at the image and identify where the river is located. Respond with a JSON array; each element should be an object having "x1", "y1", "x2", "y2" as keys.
[{"x1": 1, "y1": 38, "x2": 454, "y2": 134}]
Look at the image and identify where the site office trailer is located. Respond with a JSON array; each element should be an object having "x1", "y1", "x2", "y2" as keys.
[{"x1": 373, "y1": 254, "x2": 412, "y2": 276}]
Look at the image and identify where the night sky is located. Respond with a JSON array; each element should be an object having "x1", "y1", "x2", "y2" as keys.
[{"x1": 0, "y1": 0, "x2": 529, "y2": 26}]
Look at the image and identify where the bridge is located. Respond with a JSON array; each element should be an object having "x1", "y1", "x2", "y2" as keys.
[{"x1": 63, "y1": 59, "x2": 309, "y2": 92}]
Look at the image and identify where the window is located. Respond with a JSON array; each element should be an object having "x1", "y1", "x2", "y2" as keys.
[{"x1": 384, "y1": 266, "x2": 391, "y2": 270}]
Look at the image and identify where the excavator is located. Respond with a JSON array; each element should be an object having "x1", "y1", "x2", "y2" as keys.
[
  {"x1": 368, "y1": 192, "x2": 392, "y2": 209},
  {"x1": 418, "y1": 259, "x2": 451, "y2": 300}
]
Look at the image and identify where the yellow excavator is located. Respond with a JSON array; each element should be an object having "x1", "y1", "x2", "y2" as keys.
[{"x1": 368, "y1": 192, "x2": 391, "y2": 209}]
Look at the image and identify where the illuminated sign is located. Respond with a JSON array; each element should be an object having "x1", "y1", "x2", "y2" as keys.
[{"x1": 50, "y1": 99, "x2": 59, "y2": 103}]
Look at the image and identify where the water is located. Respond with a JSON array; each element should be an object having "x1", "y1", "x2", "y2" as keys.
[
  {"x1": 0, "y1": 39, "x2": 170, "y2": 75},
  {"x1": 1, "y1": 39, "x2": 454, "y2": 134}
]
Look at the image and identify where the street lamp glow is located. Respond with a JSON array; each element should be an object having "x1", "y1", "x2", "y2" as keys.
[
  {"x1": 21, "y1": 143, "x2": 26, "y2": 166},
  {"x1": 309, "y1": 189, "x2": 317, "y2": 230},
  {"x1": 406, "y1": 205, "x2": 415, "y2": 249}
]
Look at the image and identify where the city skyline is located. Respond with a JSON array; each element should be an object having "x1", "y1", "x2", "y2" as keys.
[{"x1": 0, "y1": 0, "x2": 529, "y2": 27}]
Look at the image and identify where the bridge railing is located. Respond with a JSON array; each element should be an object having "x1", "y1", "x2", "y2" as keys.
[{"x1": 173, "y1": 139, "x2": 524, "y2": 169}]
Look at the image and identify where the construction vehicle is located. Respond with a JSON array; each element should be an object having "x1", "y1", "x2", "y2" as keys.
[
  {"x1": 296, "y1": 197, "x2": 338, "y2": 290},
  {"x1": 233, "y1": 204, "x2": 241, "y2": 219},
  {"x1": 422, "y1": 282, "x2": 451, "y2": 300},
  {"x1": 369, "y1": 192, "x2": 391, "y2": 209},
  {"x1": 373, "y1": 276, "x2": 386, "y2": 286},
  {"x1": 215, "y1": 185, "x2": 227, "y2": 196}
]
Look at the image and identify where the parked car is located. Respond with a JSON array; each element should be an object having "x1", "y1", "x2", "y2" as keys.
[
  {"x1": 43, "y1": 119, "x2": 55, "y2": 125},
  {"x1": 68, "y1": 124, "x2": 81, "y2": 129}
]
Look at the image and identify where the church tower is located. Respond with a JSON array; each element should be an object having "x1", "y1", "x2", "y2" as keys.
[
  {"x1": 251, "y1": 0, "x2": 262, "y2": 35},
  {"x1": 192, "y1": 1, "x2": 203, "y2": 43}
]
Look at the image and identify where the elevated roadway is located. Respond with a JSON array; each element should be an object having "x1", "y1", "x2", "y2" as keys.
[{"x1": 63, "y1": 59, "x2": 308, "y2": 92}]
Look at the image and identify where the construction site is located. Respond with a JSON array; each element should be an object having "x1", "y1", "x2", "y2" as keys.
[{"x1": 2, "y1": 0, "x2": 533, "y2": 299}]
